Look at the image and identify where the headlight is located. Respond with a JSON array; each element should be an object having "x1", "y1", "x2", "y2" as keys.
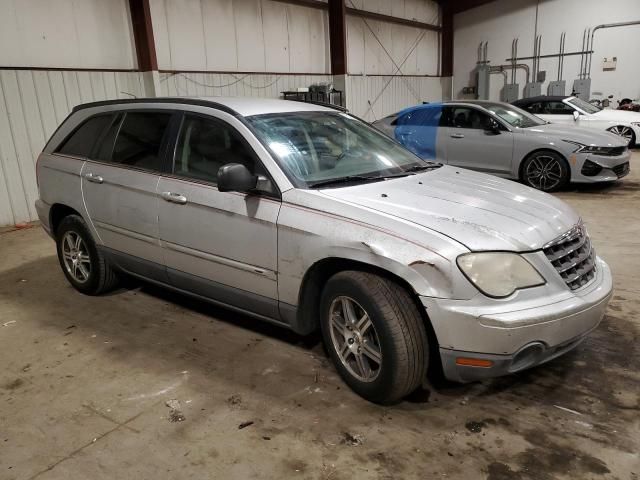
[
  {"x1": 562, "y1": 140, "x2": 613, "y2": 154},
  {"x1": 457, "y1": 252, "x2": 545, "y2": 298}
]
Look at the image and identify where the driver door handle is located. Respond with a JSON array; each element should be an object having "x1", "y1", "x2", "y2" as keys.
[
  {"x1": 84, "y1": 172, "x2": 104, "y2": 184},
  {"x1": 161, "y1": 192, "x2": 188, "y2": 205},
  {"x1": 450, "y1": 133, "x2": 465, "y2": 139}
]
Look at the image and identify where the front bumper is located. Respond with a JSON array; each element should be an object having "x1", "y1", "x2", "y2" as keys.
[
  {"x1": 572, "y1": 149, "x2": 631, "y2": 183},
  {"x1": 422, "y1": 258, "x2": 613, "y2": 383}
]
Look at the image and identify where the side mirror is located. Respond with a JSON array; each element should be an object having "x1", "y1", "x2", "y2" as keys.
[
  {"x1": 485, "y1": 119, "x2": 502, "y2": 135},
  {"x1": 217, "y1": 163, "x2": 257, "y2": 193},
  {"x1": 572, "y1": 111, "x2": 580, "y2": 121}
]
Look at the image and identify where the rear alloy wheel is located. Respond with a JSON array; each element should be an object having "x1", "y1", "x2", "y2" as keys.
[
  {"x1": 521, "y1": 151, "x2": 569, "y2": 192},
  {"x1": 607, "y1": 125, "x2": 635, "y2": 146},
  {"x1": 55, "y1": 215, "x2": 119, "y2": 295},
  {"x1": 320, "y1": 271, "x2": 429, "y2": 404}
]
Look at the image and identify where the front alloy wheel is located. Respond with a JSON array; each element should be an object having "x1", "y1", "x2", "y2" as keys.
[
  {"x1": 522, "y1": 151, "x2": 569, "y2": 192},
  {"x1": 329, "y1": 296, "x2": 382, "y2": 382}
]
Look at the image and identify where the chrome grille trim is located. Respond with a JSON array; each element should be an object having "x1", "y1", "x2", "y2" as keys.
[{"x1": 543, "y1": 222, "x2": 596, "y2": 290}]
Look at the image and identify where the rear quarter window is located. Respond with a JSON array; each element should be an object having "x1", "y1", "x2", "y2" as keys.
[{"x1": 56, "y1": 115, "x2": 113, "y2": 158}]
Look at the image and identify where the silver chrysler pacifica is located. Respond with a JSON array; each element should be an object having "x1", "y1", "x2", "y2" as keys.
[{"x1": 36, "y1": 97, "x2": 613, "y2": 404}]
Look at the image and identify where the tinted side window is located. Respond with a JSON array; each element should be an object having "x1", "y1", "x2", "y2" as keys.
[
  {"x1": 397, "y1": 108, "x2": 442, "y2": 127},
  {"x1": 95, "y1": 113, "x2": 124, "y2": 161},
  {"x1": 545, "y1": 101, "x2": 574, "y2": 114},
  {"x1": 449, "y1": 107, "x2": 493, "y2": 129},
  {"x1": 111, "y1": 112, "x2": 171, "y2": 170},
  {"x1": 523, "y1": 102, "x2": 542, "y2": 114},
  {"x1": 57, "y1": 115, "x2": 113, "y2": 157},
  {"x1": 174, "y1": 115, "x2": 258, "y2": 184}
]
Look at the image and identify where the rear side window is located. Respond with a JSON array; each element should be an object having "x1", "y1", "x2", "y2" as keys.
[
  {"x1": 56, "y1": 115, "x2": 113, "y2": 157},
  {"x1": 110, "y1": 112, "x2": 171, "y2": 170},
  {"x1": 173, "y1": 114, "x2": 258, "y2": 184},
  {"x1": 397, "y1": 108, "x2": 442, "y2": 127}
]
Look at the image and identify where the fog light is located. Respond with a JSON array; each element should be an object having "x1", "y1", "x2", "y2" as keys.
[
  {"x1": 581, "y1": 159, "x2": 602, "y2": 176},
  {"x1": 456, "y1": 357, "x2": 494, "y2": 368}
]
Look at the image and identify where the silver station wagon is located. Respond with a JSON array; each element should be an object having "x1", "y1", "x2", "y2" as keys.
[{"x1": 36, "y1": 97, "x2": 613, "y2": 404}]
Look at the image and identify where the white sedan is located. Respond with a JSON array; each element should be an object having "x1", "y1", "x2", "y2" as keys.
[{"x1": 513, "y1": 95, "x2": 640, "y2": 146}]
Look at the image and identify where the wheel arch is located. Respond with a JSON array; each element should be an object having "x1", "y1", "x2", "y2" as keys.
[
  {"x1": 49, "y1": 203, "x2": 83, "y2": 239},
  {"x1": 519, "y1": 147, "x2": 570, "y2": 181},
  {"x1": 293, "y1": 257, "x2": 442, "y2": 373}
]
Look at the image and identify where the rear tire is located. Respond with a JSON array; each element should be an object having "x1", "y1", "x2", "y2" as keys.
[
  {"x1": 521, "y1": 150, "x2": 570, "y2": 192},
  {"x1": 319, "y1": 271, "x2": 429, "y2": 404},
  {"x1": 55, "y1": 215, "x2": 119, "y2": 295}
]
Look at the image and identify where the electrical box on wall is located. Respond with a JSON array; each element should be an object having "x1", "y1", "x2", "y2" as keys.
[
  {"x1": 547, "y1": 80, "x2": 566, "y2": 96},
  {"x1": 523, "y1": 83, "x2": 542, "y2": 98},
  {"x1": 602, "y1": 57, "x2": 617, "y2": 71},
  {"x1": 501, "y1": 84, "x2": 519, "y2": 103},
  {"x1": 476, "y1": 64, "x2": 490, "y2": 100},
  {"x1": 572, "y1": 78, "x2": 591, "y2": 100}
]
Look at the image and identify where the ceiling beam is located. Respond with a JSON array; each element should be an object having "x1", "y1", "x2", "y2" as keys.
[
  {"x1": 436, "y1": 0, "x2": 499, "y2": 15},
  {"x1": 271, "y1": 0, "x2": 441, "y2": 32}
]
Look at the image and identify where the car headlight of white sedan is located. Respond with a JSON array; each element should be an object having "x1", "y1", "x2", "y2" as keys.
[{"x1": 457, "y1": 252, "x2": 546, "y2": 298}]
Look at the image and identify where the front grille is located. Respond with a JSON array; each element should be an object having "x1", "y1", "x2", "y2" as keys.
[
  {"x1": 543, "y1": 223, "x2": 596, "y2": 290},
  {"x1": 612, "y1": 162, "x2": 630, "y2": 178}
]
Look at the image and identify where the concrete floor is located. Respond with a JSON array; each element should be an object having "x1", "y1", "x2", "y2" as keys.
[{"x1": 1, "y1": 154, "x2": 639, "y2": 480}]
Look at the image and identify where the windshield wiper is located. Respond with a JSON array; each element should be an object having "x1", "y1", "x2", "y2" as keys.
[
  {"x1": 404, "y1": 163, "x2": 442, "y2": 172},
  {"x1": 308, "y1": 175, "x2": 386, "y2": 189}
]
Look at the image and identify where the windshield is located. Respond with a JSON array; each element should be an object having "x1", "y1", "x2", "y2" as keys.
[
  {"x1": 567, "y1": 97, "x2": 601, "y2": 114},
  {"x1": 246, "y1": 111, "x2": 437, "y2": 188},
  {"x1": 482, "y1": 102, "x2": 546, "y2": 128}
]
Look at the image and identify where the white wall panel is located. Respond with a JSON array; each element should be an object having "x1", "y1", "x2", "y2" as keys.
[
  {"x1": 346, "y1": 17, "x2": 439, "y2": 75},
  {"x1": 150, "y1": 0, "x2": 330, "y2": 73},
  {"x1": 453, "y1": 0, "x2": 640, "y2": 102},
  {"x1": 158, "y1": 72, "x2": 332, "y2": 99},
  {"x1": 346, "y1": 75, "x2": 444, "y2": 121},
  {"x1": 0, "y1": 0, "x2": 135, "y2": 69},
  {"x1": 0, "y1": 70, "x2": 146, "y2": 226}
]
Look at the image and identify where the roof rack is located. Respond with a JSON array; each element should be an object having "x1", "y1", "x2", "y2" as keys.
[
  {"x1": 288, "y1": 98, "x2": 348, "y2": 112},
  {"x1": 71, "y1": 97, "x2": 241, "y2": 117}
]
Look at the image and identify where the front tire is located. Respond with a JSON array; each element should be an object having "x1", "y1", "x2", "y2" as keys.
[
  {"x1": 55, "y1": 215, "x2": 119, "y2": 295},
  {"x1": 320, "y1": 271, "x2": 429, "y2": 404},
  {"x1": 607, "y1": 125, "x2": 635, "y2": 146},
  {"x1": 521, "y1": 150, "x2": 570, "y2": 192}
]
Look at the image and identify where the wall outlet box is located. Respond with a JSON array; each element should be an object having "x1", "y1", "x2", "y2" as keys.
[
  {"x1": 602, "y1": 57, "x2": 617, "y2": 71},
  {"x1": 523, "y1": 82, "x2": 542, "y2": 98}
]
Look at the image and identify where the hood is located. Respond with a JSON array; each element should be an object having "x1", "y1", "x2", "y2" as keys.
[
  {"x1": 521, "y1": 123, "x2": 627, "y2": 146},
  {"x1": 591, "y1": 108, "x2": 640, "y2": 123},
  {"x1": 319, "y1": 166, "x2": 579, "y2": 251}
]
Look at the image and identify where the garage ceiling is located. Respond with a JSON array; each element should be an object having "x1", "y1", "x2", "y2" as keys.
[{"x1": 437, "y1": 0, "x2": 499, "y2": 15}]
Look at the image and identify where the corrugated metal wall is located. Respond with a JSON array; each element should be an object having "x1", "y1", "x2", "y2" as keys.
[
  {"x1": 0, "y1": 70, "x2": 146, "y2": 226},
  {"x1": 158, "y1": 72, "x2": 333, "y2": 98}
]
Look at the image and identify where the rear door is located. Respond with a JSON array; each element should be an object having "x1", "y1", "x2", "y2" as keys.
[
  {"x1": 442, "y1": 106, "x2": 514, "y2": 175},
  {"x1": 81, "y1": 110, "x2": 175, "y2": 281},
  {"x1": 157, "y1": 112, "x2": 281, "y2": 318}
]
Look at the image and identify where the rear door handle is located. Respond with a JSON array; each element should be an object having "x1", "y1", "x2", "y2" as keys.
[
  {"x1": 84, "y1": 172, "x2": 104, "y2": 184},
  {"x1": 450, "y1": 133, "x2": 465, "y2": 139},
  {"x1": 161, "y1": 191, "x2": 188, "y2": 205}
]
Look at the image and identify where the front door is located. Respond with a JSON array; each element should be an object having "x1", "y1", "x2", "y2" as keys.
[
  {"x1": 82, "y1": 110, "x2": 174, "y2": 281},
  {"x1": 443, "y1": 106, "x2": 514, "y2": 175},
  {"x1": 157, "y1": 112, "x2": 280, "y2": 318}
]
